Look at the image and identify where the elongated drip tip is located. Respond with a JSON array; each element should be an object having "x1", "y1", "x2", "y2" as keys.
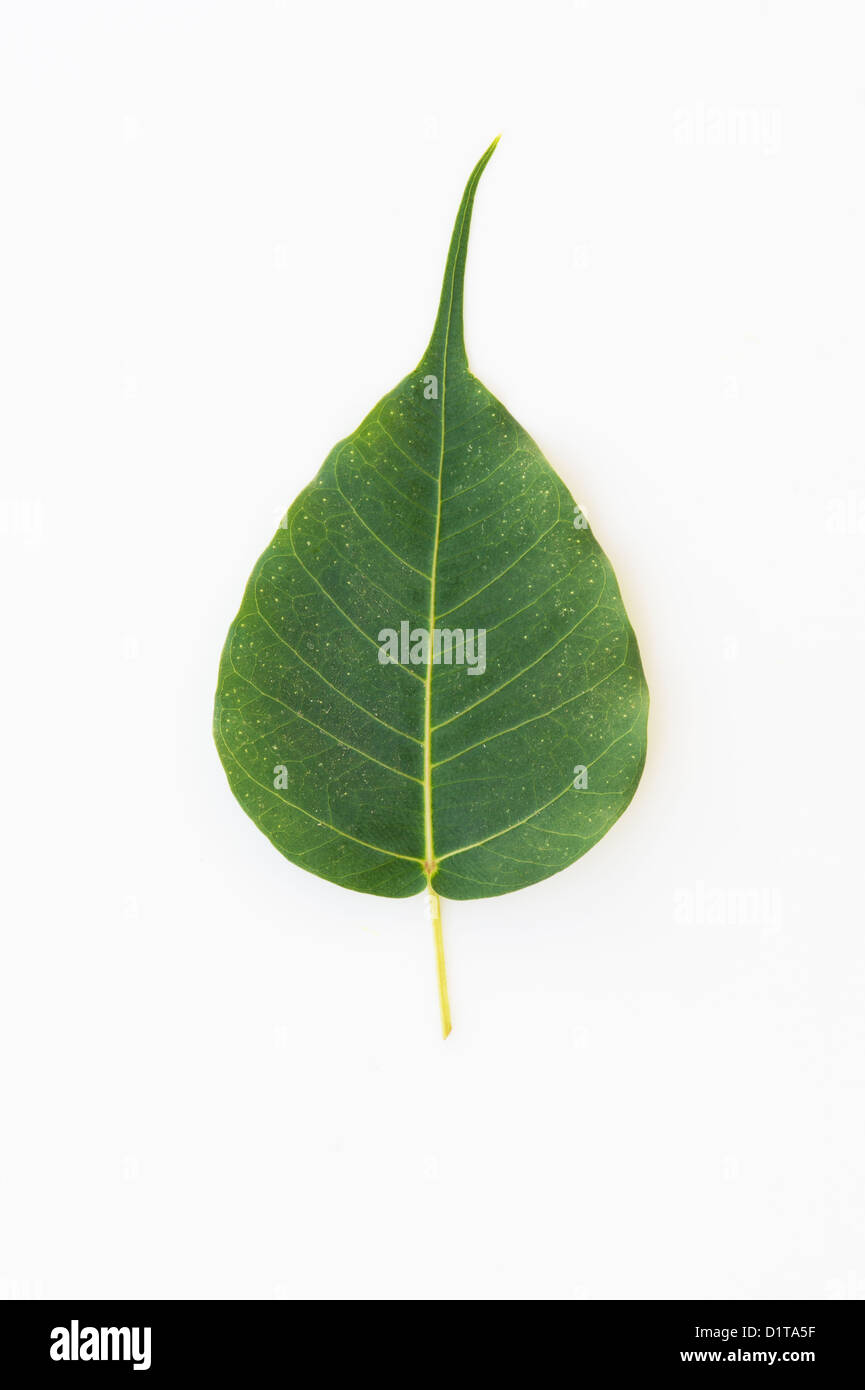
[{"x1": 424, "y1": 135, "x2": 500, "y2": 373}]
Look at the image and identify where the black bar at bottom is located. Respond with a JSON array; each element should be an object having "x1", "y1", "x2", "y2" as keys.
[{"x1": 0, "y1": 1299, "x2": 859, "y2": 1377}]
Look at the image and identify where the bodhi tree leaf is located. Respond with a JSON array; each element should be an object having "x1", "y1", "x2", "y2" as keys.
[{"x1": 214, "y1": 138, "x2": 649, "y2": 1036}]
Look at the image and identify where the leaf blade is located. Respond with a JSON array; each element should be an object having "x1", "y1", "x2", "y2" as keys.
[{"x1": 214, "y1": 140, "x2": 649, "y2": 900}]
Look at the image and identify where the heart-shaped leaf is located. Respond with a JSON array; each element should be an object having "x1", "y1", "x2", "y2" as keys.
[{"x1": 214, "y1": 139, "x2": 649, "y2": 1033}]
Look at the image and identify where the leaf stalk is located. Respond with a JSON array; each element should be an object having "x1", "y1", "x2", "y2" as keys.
[{"x1": 427, "y1": 882, "x2": 451, "y2": 1039}]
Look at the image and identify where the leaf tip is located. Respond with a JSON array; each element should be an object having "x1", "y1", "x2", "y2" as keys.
[
  {"x1": 475, "y1": 133, "x2": 501, "y2": 174},
  {"x1": 426, "y1": 135, "x2": 502, "y2": 366}
]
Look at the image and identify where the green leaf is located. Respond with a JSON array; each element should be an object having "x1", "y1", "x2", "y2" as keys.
[{"x1": 214, "y1": 138, "x2": 649, "y2": 1030}]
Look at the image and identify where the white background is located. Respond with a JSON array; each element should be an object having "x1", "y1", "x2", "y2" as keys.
[{"x1": 2, "y1": 0, "x2": 863, "y2": 1301}]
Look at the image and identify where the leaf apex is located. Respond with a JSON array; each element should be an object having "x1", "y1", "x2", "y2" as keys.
[{"x1": 425, "y1": 138, "x2": 500, "y2": 368}]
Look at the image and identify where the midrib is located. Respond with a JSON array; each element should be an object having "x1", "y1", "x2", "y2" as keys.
[
  {"x1": 422, "y1": 336, "x2": 447, "y2": 878},
  {"x1": 422, "y1": 198, "x2": 471, "y2": 878}
]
